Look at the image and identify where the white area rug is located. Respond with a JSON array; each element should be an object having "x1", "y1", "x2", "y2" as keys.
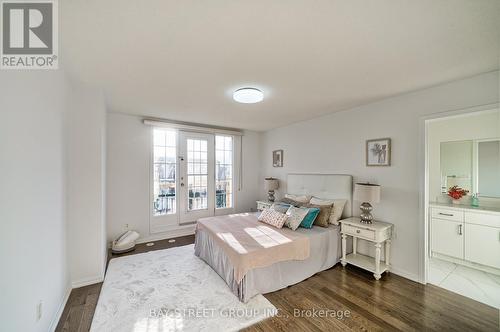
[{"x1": 91, "y1": 244, "x2": 276, "y2": 332}]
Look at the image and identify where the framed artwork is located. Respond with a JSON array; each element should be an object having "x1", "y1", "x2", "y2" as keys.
[
  {"x1": 273, "y1": 150, "x2": 283, "y2": 167},
  {"x1": 366, "y1": 138, "x2": 391, "y2": 166}
]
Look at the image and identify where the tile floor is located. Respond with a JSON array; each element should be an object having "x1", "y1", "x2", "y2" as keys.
[{"x1": 428, "y1": 257, "x2": 500, "y2": 309}]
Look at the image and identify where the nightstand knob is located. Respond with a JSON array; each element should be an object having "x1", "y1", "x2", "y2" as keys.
[{"x1": 356, "y1": 230, "x2": 361, "y2": 234}]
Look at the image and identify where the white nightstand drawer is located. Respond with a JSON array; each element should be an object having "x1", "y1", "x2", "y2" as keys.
[
  {"x1": 431, "y1": 207, "x2": 464, "y2": 222},
  {"x1": 342, "y1": 224, "x2": 375, "y2": 241}
]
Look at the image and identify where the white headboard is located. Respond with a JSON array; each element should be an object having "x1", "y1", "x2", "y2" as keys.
[{"x1": 286, "y1": 173, "x2": 353, "y2": 218}]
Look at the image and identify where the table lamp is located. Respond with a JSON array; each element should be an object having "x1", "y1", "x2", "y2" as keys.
[
  {"x1": 353, "y1": 183, "x2": 381, "y2": 224},
  {"x1": 264, "y1": 177, "x2": 279, "y2": 202}
]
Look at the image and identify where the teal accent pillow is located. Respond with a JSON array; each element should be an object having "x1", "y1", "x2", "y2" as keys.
[{"x1": 300, "y1": 207, "x2": 320, "y2": 229}]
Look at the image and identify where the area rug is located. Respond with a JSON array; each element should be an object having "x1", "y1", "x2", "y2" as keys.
[{"x1": 90, "y1": 244, "x2": 276, "y2": 332}]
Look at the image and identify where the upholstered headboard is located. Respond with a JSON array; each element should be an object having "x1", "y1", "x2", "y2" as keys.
[{"x1": 286, "y1": 173, "x2": 353, "y2": 218}]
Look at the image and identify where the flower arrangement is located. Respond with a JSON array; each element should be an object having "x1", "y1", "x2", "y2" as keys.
[{"x1": 447, "y1": 185, "x2": 469, "y2": 201}]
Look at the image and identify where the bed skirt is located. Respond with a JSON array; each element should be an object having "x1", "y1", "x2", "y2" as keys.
[{"x1": 194, "y1": 225, "x2": 348, "y2": 302}]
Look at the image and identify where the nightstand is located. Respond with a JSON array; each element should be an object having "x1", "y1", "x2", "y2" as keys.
[
  {"x1": 256, "y1": 200, "x2": 272, "y2": 211},
  {"x1": 340, "y1": 217, "x2": 393, "y2": 280}
]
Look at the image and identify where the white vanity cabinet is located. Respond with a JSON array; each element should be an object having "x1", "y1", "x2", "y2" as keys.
[
  {"x1": 464, "y1": 223, "x2": 500, "y2": 268},
  {"x1": 431, "y1": 217, "x2": 463, "y2": 259},
  {"x1": 430, "y1": 203, "x2": 500, "y2": 273}
]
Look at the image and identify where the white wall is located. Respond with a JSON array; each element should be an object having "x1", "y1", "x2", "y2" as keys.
[
  {"x1": 66, "y1": 80, "x2": 107, "y2": 287},
  {"x1": 0, "y1": 71, "x2": 70, "y2": 331},
  {"x1": 106, "y1": 113, "x2": 261, "y2": 243},
  {"x1": 260, "y1": 71, "x2": 499, "y2": 281}
]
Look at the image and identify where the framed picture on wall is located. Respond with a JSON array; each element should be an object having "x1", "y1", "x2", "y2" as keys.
[
  {"x1": 273, "y1": 150, "x2": 283, "y2": 167},
  {"x1": 366, "y1": 138, "x2": 391, "y2": 166}
]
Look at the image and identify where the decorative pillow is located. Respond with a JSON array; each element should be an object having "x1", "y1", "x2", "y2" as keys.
[
  {"x1": 258, "y1": 208, "x2": 287, "y2": 228},
  {"x1": 300, "y1": 207, "x2": 320, "y2": 229},
  {"x1": 284, "y1": 206, "x2": 309, "y2": 230},
  {"x1": 285, "y1": 194, "x2": 312, "y2": 203},
  {"x1": 330, "y1": 199, "x2": 347, "y2": 225},
  {"x1": 310, "y1": 197, "x2": 347, "y2": 225},
  {"x1": 310, "y1": 197, "x2": 333, "y2": 204},
  {"x1": 270, "y1": 202, "x2": 291, "y2": 214},
  {"x1": 306, "y1": 203, "x2": 333, "y2": 227},
  {"x1": 280, "y1": 197, "x2": 303, "y2": 207}
]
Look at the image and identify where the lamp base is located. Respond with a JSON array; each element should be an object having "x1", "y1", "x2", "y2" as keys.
[
  {"x1": 359, "y1": 202, "x2": 373, "y2": 224},
  {"x1": 268, "y1": 190, "x2": 276, "y2": 202}
]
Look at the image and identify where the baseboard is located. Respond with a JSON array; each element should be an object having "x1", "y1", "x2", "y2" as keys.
[
  {"x1": 49, "y1": 284, "x2": 72, "y2": 332},
  {"x1": 432, "y1": 252, "x2": 500, "y2": 276},
  {"x1": 71, "y1": 275, "x2": 104, "y2": 289},
  {"x1": 390, "y1": 266, "x2": 421, "y2": 284},
  {"x1": 136, "y1": 226, "x2": 196, "y2": 244}
]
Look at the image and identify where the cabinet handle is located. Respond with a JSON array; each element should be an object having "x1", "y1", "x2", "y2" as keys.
[
  {"x1": 458, "y1": 224, "x2": 463, "y2": 235},
  {"x1": 439, "y1": 213, "x2": 454, "y2": 217},
  {"x1": 356, "y1": 230, "x2": 361, "y2": 234}
]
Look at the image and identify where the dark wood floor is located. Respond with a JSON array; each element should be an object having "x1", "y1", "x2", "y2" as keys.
[{"x1": 56, "y1": 235, "x2": 499, "y2": 332}]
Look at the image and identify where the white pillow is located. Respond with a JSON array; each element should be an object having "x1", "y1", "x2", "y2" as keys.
[
  {"x1": 284, "y1": 206, "x2": 309, "y2": 231},
  {"x1": 310, "y1": 197, "x2": 347, "y2": 225},
  {"x1": 285, "y1": 194, "x2": 311, "y2": 203}
]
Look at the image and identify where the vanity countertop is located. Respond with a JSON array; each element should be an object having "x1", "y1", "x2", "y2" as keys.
[{"x1": 430, "y1": 201, "x2": 500, "y2": 213}]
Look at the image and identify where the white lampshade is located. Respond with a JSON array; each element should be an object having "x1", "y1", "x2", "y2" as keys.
[
  {"x1": 264, "y1": 178, "x2": 279, "y2": 191},
  {"x1": 353, "y1": 183, "x2": 381, "y2": 204}
]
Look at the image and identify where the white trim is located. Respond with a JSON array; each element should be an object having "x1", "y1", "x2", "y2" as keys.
[
  {"x1": 149, "y1": 128, "x2": 240, "y2": 233},
  {"x1": 49, "y1": 285, "x2": 72, "y2": 332},
  {"x1": 426, "y1": 107, "x2": 499, "y2": 122},
  {"x1": 71, "y1": 275, "x2": 104, "y2": 289},
  {"x1": 144, "y1": 119, "x2": 243, "y2": 136},
  {"x1": 178, "y1": 131, "x2": 216, "y2": 223},
  {"x1": 149, "y1": 127, "x2": 179, "y2": 231},
  {"x1": 419, "y1": 102, "x2": 499, "y2": 284},
  {"x1": 432, "y1": 252, "x2": 500, "y2": 276},
  {"x1": 390, "y1": 267, "x2": 421, "y2": 283},
  {"x1": 136, "y1": 225, "x2": 196, "y2": 244},
  {"x1": 215, "y1": 133, "x2": 237, "y2": 213}
]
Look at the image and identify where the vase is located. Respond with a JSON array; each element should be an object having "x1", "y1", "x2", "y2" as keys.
[{"x1": 452, "y1": 199, "x2": 461, "y2": 205}]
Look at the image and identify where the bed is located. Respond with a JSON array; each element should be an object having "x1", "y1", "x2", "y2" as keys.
[{"x1": 195, "y1": 173, "x2": 353, "y2": 302}]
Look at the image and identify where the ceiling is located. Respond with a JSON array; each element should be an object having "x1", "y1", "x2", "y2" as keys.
[{"x1": 61, "y1": 0, "x2": 500, "y2": 131}]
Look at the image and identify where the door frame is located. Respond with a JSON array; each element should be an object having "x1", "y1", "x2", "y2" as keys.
[
  {"x1": 149, "y1": 128, "x2": 180, "y2": 234},
  {"x1": 419, "y1": 102, "x2": 499, "y2": 284},
  {"x1": 148, "y1": 125, "x2": 241, "y2": 234}
]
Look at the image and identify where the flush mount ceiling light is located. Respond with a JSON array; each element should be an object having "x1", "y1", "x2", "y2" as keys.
[{"x1": 233, "y1": 88, "x2": 264, "y2": 104}]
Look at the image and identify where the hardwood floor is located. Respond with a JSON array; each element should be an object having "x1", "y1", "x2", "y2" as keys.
[{"x1": 56, "y1": 235, "x2": 499, "y2": 332}]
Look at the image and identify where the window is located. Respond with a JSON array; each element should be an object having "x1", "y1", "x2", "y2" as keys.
[
  {"x1": 215, "y1": 135, "x2": 233, "y2": 208},
  {"x1": 153, "y1": 128, "x2": 176, "y2": 215},
  {"x1": 187, "y1": 138, "x2": 208, "y2": 211},
  {"x1": 151, "y1": 129, "x2": 235, "y2": 218}
]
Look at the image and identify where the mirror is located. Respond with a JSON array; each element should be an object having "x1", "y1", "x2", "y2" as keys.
[
  {"x1": 477, "y1": 140, "x2": 500, "y2": 197},
  {"x1": 440, "y1": 141, "x2": 472, "y2": 194},
  {"x1": 440, "y1": 139, "x2": 500, "y2": 198}
]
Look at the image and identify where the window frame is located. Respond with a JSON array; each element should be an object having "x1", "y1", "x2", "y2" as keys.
[
  {"x1": 149, "y1": 127, "x2": 239, "y2": 231},
  {"x1": 150, "y1": 127, "x2": 179, "y2": 233},
  {"x1": 215, "y1": 135, "x2": 235, "y2": 210}
]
